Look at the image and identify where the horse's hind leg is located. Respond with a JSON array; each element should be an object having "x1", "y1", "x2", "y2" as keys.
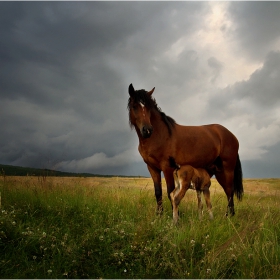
[
  {"x1": 216, "y1": 169, "x2": 235, "y2": 216},
  {"x1": 203, "y1": 188, "x2": 213, "y2": 220}
]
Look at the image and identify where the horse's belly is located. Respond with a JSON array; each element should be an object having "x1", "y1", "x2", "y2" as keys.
[{"x1": 174, "y1": 138, "x2": 219, "y2": 168}]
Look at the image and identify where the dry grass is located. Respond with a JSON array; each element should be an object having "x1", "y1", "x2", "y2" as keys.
[{"x1": 1, "y1": 176, "x2": 280, "y2": 278}]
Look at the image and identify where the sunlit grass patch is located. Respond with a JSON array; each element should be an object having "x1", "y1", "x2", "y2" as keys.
[{"x1": 1, "y1": 176, "x2": 280, "y2": 278}]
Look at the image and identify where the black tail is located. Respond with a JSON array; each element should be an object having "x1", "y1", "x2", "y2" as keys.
[
  {"x1": 168, "y1": 156, "x2": 180, "y2": 170},
  {"x1": 234, "y1": 154, "x2": 243, "y2": 201}
]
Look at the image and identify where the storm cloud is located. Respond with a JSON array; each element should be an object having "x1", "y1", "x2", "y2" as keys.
[{"x1": 1, "y1": 2, "x2": 280, "y2": 177}]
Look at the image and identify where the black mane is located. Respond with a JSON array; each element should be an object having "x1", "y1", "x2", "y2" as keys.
[{"x1": 127, "y1": 89, "x2": 176, "y2": 136}]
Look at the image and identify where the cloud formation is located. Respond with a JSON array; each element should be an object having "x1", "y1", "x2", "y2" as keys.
[{"x1": 1, "y1": 2, "x2": 280, "y2": 177}]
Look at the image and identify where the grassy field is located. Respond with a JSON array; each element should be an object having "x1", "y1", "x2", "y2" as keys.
[{"x1": 1, "y1": 175, "x2": 280, "y2": 278}]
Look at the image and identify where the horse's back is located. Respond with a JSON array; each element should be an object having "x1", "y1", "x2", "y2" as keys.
[
  {"x1": 206, "y1": 124, "x2": 238, "y2": 146},
  {"x1": 175, "y1": 123, "x2": 239, "y2": 163}
]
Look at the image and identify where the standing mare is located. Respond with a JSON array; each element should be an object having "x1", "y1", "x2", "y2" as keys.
[{"x1": 127, "y1": 84, "x2": 243, "y2": 216}]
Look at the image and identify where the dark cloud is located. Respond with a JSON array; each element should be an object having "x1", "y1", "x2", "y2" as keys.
[
  {"x1": 243, "y1": 141, "x2": 280, "y2": 178},
  {"x1": 206, "y1": 51, "x2": 280, "y2": 119},
  {"x1": 228, "y1": 2, "x2": 280, "y2": 61},
  {"x1": 0, "y1": 2, "x2": 280, "y2": 177}
]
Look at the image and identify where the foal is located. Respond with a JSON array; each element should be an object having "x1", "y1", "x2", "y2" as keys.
[{"x1": 169, "y1": 157, "x2": 213, "y2": 224}]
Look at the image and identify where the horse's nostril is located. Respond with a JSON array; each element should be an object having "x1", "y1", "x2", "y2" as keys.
[{"x1": 142, "y1": 126, "x2": 153, "y2": 138}]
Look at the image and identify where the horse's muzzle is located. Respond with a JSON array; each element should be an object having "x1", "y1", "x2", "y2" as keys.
[{"x1": 141, "y1": 125, "x2": 153, "y2": 138}]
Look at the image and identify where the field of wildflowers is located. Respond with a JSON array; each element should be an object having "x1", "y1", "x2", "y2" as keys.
[{"x1": 1, "y1": 176, "x2": 280, "y2": 278}]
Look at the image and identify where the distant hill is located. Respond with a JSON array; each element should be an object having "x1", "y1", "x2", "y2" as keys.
[{"x1": 0, "y1": 164, "x2": 142, "y2": 178}]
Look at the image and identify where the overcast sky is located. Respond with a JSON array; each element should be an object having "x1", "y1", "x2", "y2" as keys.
[{"x1": 1, "y1": 1, "x2": 280, "y2": 178}]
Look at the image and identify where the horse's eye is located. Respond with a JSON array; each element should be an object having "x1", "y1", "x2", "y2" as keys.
[{"x1": 132, "y1": 104, "x2": 138, "y2": 110}]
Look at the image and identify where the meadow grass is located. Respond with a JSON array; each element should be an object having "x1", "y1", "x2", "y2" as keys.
[{"x1": 1, "y1": 176, "x2": 280, "y2": 278}]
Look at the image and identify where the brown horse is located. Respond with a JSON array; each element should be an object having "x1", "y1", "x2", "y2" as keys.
[
  {"x1": 169, "y1": 156, "x2": 213, "y2": 224},
  {"x1": 127, "y1": 83, "x2": 243, "y2": 216}
]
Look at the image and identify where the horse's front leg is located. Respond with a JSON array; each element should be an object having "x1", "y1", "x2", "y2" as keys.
[
  {"x1": 196, "y1": 190, "x2": 203, "y2": 220},
  {"x1": 147, "y1": 165, "x2": 162, "y2": 214},
  {"x1": 163, "y1": 169, "x2": 176, "y2": 210}
]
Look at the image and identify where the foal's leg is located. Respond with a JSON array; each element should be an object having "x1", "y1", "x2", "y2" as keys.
[
  {"x1": 171, "y1": 180, "x2": 191, "y2": 224},
  {"x1": 170, "y1": 172, "x2": 182, "y2": 224},
  {"x1": 170, "y1": 190, "x2": 179, "y2": 224},
  {"x1": 196, "y1": 190, "x2": 203, "y2": 220},
  {"x1": 203, "y1": 188, "x2": 213, "y2": 220}
]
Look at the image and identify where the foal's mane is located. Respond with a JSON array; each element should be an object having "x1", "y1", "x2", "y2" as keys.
[{"x1": 127, "y1": 89, "x2": 176, "y2": 135}]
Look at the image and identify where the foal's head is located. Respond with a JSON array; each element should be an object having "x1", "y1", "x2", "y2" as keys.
[{"x1": 128, "y1": 83, "x2": 155, "y2": 138}]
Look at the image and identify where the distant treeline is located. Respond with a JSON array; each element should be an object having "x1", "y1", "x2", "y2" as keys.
[{"x1": 0, "y1": 164, "x2": 143, "y2": 178}]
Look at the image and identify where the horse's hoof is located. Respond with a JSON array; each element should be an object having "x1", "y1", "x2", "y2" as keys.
[{"x1": 156, "y1": 207, "x2": 163, "y2": 216}]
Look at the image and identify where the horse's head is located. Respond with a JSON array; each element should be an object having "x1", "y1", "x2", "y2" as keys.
[{"x1": 128, "y1": 83, "x2": 155, "y2": 138}]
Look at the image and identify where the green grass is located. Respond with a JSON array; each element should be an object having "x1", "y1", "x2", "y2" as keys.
[{"x1": 1, "y1": 176, "x2": 280, "y2": 278}]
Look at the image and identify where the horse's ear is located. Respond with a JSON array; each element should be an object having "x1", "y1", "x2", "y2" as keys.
[
  {"x1": 128, "y1": 83, "x2": 135, "y2": 97},
  {"x1": 147, "y1": 87, "x2": 155, "y2": 96}
]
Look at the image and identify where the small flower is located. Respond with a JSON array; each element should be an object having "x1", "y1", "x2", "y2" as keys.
[
  {"x1": 206, "y1": 268, "x2": 211, "y2": 274},
  {"x1": 124, "y1": 269, "x2": 127, "y2": 273},
  {"x1": 231, "y1": 254, "x2": 237, "y2": 261},
  {"x1": 33, "y1": 256, "x2": 37, "y2": 260},
  {"x1": 190, "y1": 239, "x2": 195, "y2": 246},
  {"x1": 47, "y1": 269, "x2": 52, "y2": 273},
  {"x1": 99, "y1": 235, "x2": 104, "y2": 241},
  {"x1": 12, "y1": 221, "x2": 16, "y2": 225},
  {"x1": 42, "y1": 232, "x2": 47, "y2": 238}
]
